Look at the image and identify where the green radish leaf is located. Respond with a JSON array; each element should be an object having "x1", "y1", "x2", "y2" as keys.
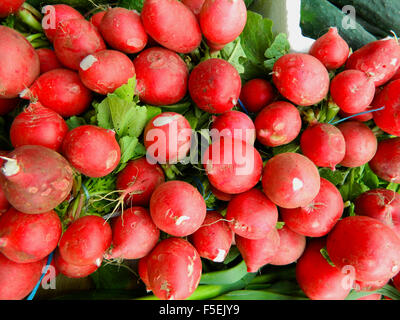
[
  {"x1": 200, "y1": 260, "x2": 249, "y2": 285},
  {"x1": 272, "y1": 141, "x2": 300, "y2": 155},
  {"x1": 110, "y1": 77, "x2": 138, "y2": 103},
  {"x1": 220, "y1": 37, "x2": 247, "y2": 74},
  {"x1": 145, "y1": 106, "x2": 162, "y2": 124},
  {"x1": 159, "y1": 101, "x2": 191, "y2": 114},
  {"x1": 319, "y1": 168, "x2": 350, "y2": 186},
  {"x1": 264, "y1": 33, "x2": 290, "y2": 70},
  {"x1": 66, "y1": 116, "x2": 86, "y2": 130},
  {"x1": 320, "y1": 247, "x2": 336, "y2": 268},
  {"x1": 119, "y1": 136, "x2": 139, "y2": 164},
  {"x1": 276, "y1": 221, "x2": 285, "y2": 229},
  {"x1": 118, "y1": 0, "x2": 145, "y2": 12}
]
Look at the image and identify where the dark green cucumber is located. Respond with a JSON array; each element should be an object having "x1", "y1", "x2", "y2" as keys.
[
  {"x1": 328, "y1": 0, "x2": 400, "y2": 36},
  {"x1": 301, "y1": 0, "x2": 377, "y2": 50},
  {"x1": 354, "y1": 15, "x2": 389, "y2": 38}
]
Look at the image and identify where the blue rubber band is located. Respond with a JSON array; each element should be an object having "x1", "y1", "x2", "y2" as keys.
[
  {"x1": 204, "y1": 191, "x2": 212, "y2": 201},
  {"x1": 193, "y1": 177, "x2": 205, "y2": 197},
  {"x1": 238, "y1": 99, "x2": 249, "y2": 115},
  {"x1": 206, "y1": 208, "x2": 216, "y2": 211},
  {"x1": 26, "y1": 251, "x2": 54, "y2": 301},
  {"x1": 328, "y1": 106, "x2": 385, "y2": 125},
  {"x1": 81, "y1": 183, "x2": 90, "y2": 202}
]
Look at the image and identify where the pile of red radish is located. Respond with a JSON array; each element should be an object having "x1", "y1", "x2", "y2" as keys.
[{"x1": 0, "y1": 0, "x2": 400, "y2": 301}]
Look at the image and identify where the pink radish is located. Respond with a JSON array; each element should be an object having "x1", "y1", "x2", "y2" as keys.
[
  {"x1": 369, "y1": 138, "x2": 400, "y2": 184},
  {"x1": 54, "y1": 250, "x2": 98, "y2": 279},
  {"x1": 239, "y1": 79, "x2": 277, "y2": 113},
  {"x1": 36, "y1": 48, "x2": 62, "y2": 74}
]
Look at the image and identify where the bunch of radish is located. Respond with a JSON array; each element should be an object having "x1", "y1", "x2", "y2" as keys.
[{"x1": 0, "y1": 0, "x2": 400, "y2": 302}]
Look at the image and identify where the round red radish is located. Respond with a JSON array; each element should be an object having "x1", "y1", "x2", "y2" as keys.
[
  {"x1": 203, "y1": 137, "x2": 263, "y2": 195},
  {"x1": 261, "y1": 152, "x2": 321, "y2": 209},
  {"x1": 391, "y1": 67, "x2": 400, "y2": 82},
  {"x1": 10, "y1": 102, "x2": 68, "y2": 151},
  {"x1": 99, "y1": 7, "x2": 148, "y2": 54},
  {"x1": 62, "y1": 125, "x2": 121, "y2": 178},
  {"x1": 372, "y1": 79, "x2": 400, "y2": 136},
  {"x1": 236, "y1": 228, "x2": 280, "y2": 273},
  {"x1": 369, "y1": 138, "x2": 400, "y2": 184},
  {"x1": 89, "y1": 11, "x2": 106, "y2": 29},
  {"x1": 59, "y1": 215, "x2": 112, "y2": 267},
  {"x1": 133, "y1": 47, "x2": 189, "y2": 106},
  {"x1": 337, "y1": 121, "x2": 377, "y2": 168},
  {"x1": 239, "y1": 79, "x2": 276, "y2": 113},
  {"x1": 190, "y1": 211, "x2": 233, "y2": 263},
  {"x1": 35, "y1": 48, "x2": 62, "y2": 74},
  {"x1": 0, "y1": 26, "x2": 40, "y2": 99},
  {"x1": 20, "y1": 68, "x2": 92, "y2": 117},
  {"x1": 149, "y1": 180, "x2": 206, "y2": 237},
  {"x1": 181, "y1": 0, "x2": 205, "y2": 17},
  {"x1": 355, "y1": 278, "x2": 390, "y2": 292},
  {"x1": 300, "y1": 123, "x2": 346, "y2": 169},
  {"x1": 116, "y1": 157, "x2": 165, "y2": 207},
  {"x1": 189, "y1": 58, "x2": 241, "y2": 114},
  {"x1": 79, "y1": 50, "x2": 136, "y2": 95},
  {"x1": 330, "y1": 70, "x2": 375, "y2": 114},
  {"x1": 141, "y1": 0, "x2": 202, "y2": 54},
  {"x1": 269, "y1": 225, "x2": 306, "y2": 266},
  {"x1": 0, "y1": 182, "x2": 10, "y2": 215},
  {"x1": 272, "y1": 53, "x2": 330, "y2": 106},
  {"x1": 54, "y1": 250, "x2": 98, "y2": 279},
  {"x1": 0, "y1": 208, "x2": 61, "y2": 263},
  {"x1": 53, "y1": 18, "x2": 106, "y2": 70},
  {"x1": 138, "y1": 255, "x2": 152, "y2": 291},
  {"x1": 0, "y1": 98, "x2": 18, "y2": 115},
  {"x1": 41, "y1": 4, "x2": 84, "y2": 42},
  {"x1": 0, "y1": 145, "x2": 73, "y2": 214},
  {"x1": 254, "y1": 101, "x2": 301, "y2": 147},
  {"x1": 0, "y1": 253, "x2": 45, "y2": 300},
  {"x1": 211, "y1": 110, "x2": 256, "y2": 145},
  {"x1": 144, "y1": 112, "x2": 192, "y2": 164},
  {"x1": 394, "y1": 273, "x2": 400, "y2": 291},
  {"x1": 309, "y1": 27, "x2": 350, "y2": 70},
  {"x1": 296, "y1": 238, "x2": 353, "y2": 300},
  {"x1": 0, "y1": 0, "x2": 25, "y2": 18},
  {"x1": 280, "y1": 178, "x2": 344, "y2": 237},
  {"x1": 346, "y1": 38, "x2": 400, "y2": 87},
  {"x1": 327, "y1": 216, "x2": 400, "y2": 282},
  {"x1": 354, "y1": 188, "x2": 400, "y2": 235},
  {"x1": 147, "y1": 237, "x2": 202, "y2": 300},
  {"x1": 210, "y1": 185, "x2": 233, "y2": 202},
  {"x1": 199, "y1": 0, "x2": 247, "y2": 47},
  {"x1": 106, "y1": 207, "x2": 160, "y2": 260},
  {"x1": 226, "y1": 188, "x2": 278, "y2": 240}
]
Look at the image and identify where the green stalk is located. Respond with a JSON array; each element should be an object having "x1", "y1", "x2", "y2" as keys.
[
  {"x1": 213, "y1": 290, "x2": 308, "y2": 300},
  {"x1": 21, "y1": 2, "x2": 43, "y2": 20},
  {"x1": 16, "y1": 8, "x2": 43, "y2": 32},
  {"x1": 200, "y1": 260, "x2": 248, "y2": 285}
]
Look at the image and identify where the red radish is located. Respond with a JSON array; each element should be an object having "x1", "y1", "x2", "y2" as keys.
[
  {"x1": 210, "y1": 185, "x2": 233, "y2": 202},
  {"x1": 181, "y1": 0, "x2": 205, "y2": 17},
  {"x1": 239, "y1": 79, "x2": 276, "y2": 113},
  {"x1": 99, "y1": 7, "x2": 148, "y2": 54},
  {"x1": 327, "y1": 216, "x2": 400, "y2": 282},
  {"x1": 394, "y1": 273, "x2": 400, "y2": 291},
  {"x1": 0, "y1": 208, "x2": 61, "y2": 263},
  {"x1": 309, "y1": 27, "x2": 350, "y2": 70},
  {"x1": 35, "y1": 48, "x2": 62, "y2": 74},
  {"x1": 59, "y1": 215, "x2": 112, "y2": 267},
  {"x1": 355, "y1": 278, "x2": 390, "y2": 292},
  {"x1": 54, "y1": 250, "x2": 98, "y2": 279},
  {"x1": 391, "y1": 67, "x2": 400, "y2": 81},
  {"x1": 330, "y1": 70, "x2": 375, "y2": 114},
  {"x1": 149, "y1": 180, "x2": 206, "y2": 237},
  {"x1": 20, "y1": 69, "x2": 92, "y2": 117},
  {"x1": 369, "y1": 138, "x2": 400, "y2": 184},
  {"x1": 89, "y1": 11, "x2": 106, "y2": 29},
  {"x1": 0, "y1": 26, "x2": 40, "y2": 99},
  {"x1": 116, "y1": 157, "x2": 165, "y2": 207},
  {"x1": 0, "y1": 98, "x2": 18, "y2": 115},
  {"x1": 144, "y1": 112, "x2": 192, "y2": 164},
  {"x1": 0, "y1": 145, "x2": 73, "y2": 214},
  {"x1": 339, "y1": 106, "x2": 374, "y2": 122},
  {"x1": 133, "y1": 47, "x2": 189, "y2": 106},
  {"x1": 53, "y1": 18, "x2": 106, "y2": 70},
  {"x1": 106, "y1": 207, "x2": 160, "y2": 260},
  {"x1": 337, "y1": 121, "x2": 377, "y2": 168},
  {"x1": 141, "y1": 0, "x2": 202, "y2": 54},
  {"x1": 189, "y1": 58, "x2": 241, "y2": 114},
  {"x1": 0, "y1": 253, "x2": 45, "y2": 300},
  {"x1": 269, "y1": 225, "x2": 306, "y2": 266},
  {"x1": 190, "y1": 211, "x2": 233, "y2": 262},
  {"x1": 372, "y1": 79, "x2": 400, "y2": 136},
  {"x1": 272, "y1": 53, "x2": 330, "y2": 106},
  {"x1": 199, "y1": 0, "x2": 247, "y2": 48},
  {"x1": 147, "y1": 237, "x2": 202, "y2": 300},
  {"x1": 254, "y1": 101, "x2": 302, "y2": 147},
  {"x1": 226, "y1": 189, "x2": 278, "y2": 240},
  {"x1": 62, "y1": 125, "x2": 121, "y2": 178},
  {"x1": 0, "y1": 0, "x2": 25, "y2": 18},
  {"x1": 236, "y1": 228, "x2": 280, "y2": 273},
  {"x1": 262, "y1": 152, "x2": 321, "y2": 209},
  {"x1": 300, "y1": 123, "x2": 346, "y2": 169},
  {"x1": 79, "y1": 50, "x2": 136, "y2": 95},
  {"x1": 0, "y1": 186, "x2": 9, "y2": 215},
  {"x1": 211, "y1": 110, "x2": 256, "y2": 145},
  {"x1": 296, "y1": 238, "x2": 353, "y2": 300},
  {"x1": 10, "y1": 102, "x2": 68, "y2": 151},
  {"x1": 138, "y1": 255, "x2": 152, "y2": 291},
  {"x1": 346, "y1": 38, "x2": 400, "y2": 87},
  {"x1": 203, "y1": 137, "x2": 263, "y2": 195},
  {"x1": 354, "y1": 188, "x2": 400, "y2": 235},
  {"x1": 41, "y1": 4, "x2": 84, "y2": 42},
  {"x1": 280, "y1": 178, "x2": 344, "y2": 237}
]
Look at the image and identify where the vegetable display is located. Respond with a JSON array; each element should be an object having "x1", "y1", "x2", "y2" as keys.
[{"x1": 0, "y1": 0, "x2": 399, "y2": 302}]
